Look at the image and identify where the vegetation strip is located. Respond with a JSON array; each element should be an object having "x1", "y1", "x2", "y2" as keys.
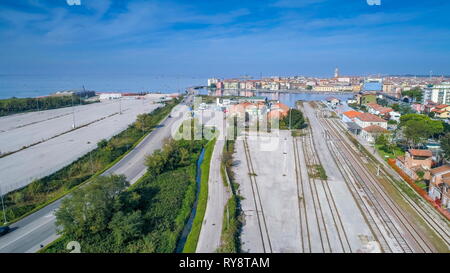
[
  {"x1": 0, "y1": 94, "x2": 97, "y2": 117},
  {"x1": 182, "y1": 137, "x2": 217, "y2": 253},
  {"x1": 217, "y1": 140, "x2": 242, "y2": 253},
  {"x1": 0, "y1": 99, "x2": 180, "y2": 225}
]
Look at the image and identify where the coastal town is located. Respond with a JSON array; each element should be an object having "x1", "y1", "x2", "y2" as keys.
[{"x1": 205, "y1": 70, "x2": 450, "y2": 215}]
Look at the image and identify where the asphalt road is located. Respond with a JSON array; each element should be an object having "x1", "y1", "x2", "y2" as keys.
[{"x1": 0, "y1": 99, "x2": 191, "y2": 253}]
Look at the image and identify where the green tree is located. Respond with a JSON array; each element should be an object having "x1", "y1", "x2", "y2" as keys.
[
  {"x1": 97, "y1": 139, "x2": 108, "y2": 149},
  {"x1": 377, "y1": 98, "x2": 388, "y2": 107},
  {"x1": 441, "y1": 133, "x2": 450, "y2": 160},
  {"x1": 55, "y1": 175, "x2": 129, "y2": 239},
  {"x1": 399, "y1": 114, "x2": 443, "y2": 146},
  {"x1": 281, "y1": 109, "x2": 306, "y2": 129},
  {"x1": 392, "y1": 103, "x2": 400, "y2": 112},
  {"x1": 109, "y1": 211, "x2": 144, "y2": 245},
  {"x1": 402, "y1": 87, "x2": 423, "y2": 103},
  {"x1": 375, "y1": 134, "x2": 389, "y2": 146}
]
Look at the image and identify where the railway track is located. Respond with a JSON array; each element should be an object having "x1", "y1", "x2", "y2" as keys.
[
  {"x1": 303, "y1": 126, "x2": 353, "y2": 253},
  {"x1": 242, "y1": 137, "x2": 273, "y2": 253},
  {"x1": 297, "y1": 135, "x2": 329, "y2": 252},
  {"x1": 330, "y1": 115, "x2": 450, "y2": 249},
  {"x1": 292, "y1": 135, "x2": 311, "y2": 252},
  {"x1": 317, "y1": 109, "x2": 435, "y2": 253}
]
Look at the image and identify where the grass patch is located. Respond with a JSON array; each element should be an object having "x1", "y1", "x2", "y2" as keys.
[
  {"x1": 217, "y1": 140, "x2": 242, "y2": 253},
  {"x1": 375, "y1": 144, "x2": 405, "y2": 160},
  {"x1": 308, "y1": 164, "x2": 328, "y2": 180},
  {"x1": 182, "y1": 137, "x2": 217, "y2": 253},
  {"x1": 217, "y1": 196, "x2": 241, "y2": 253},
  {"x1": 291, "y1": 130, "x2": 306, "y2": 137}
]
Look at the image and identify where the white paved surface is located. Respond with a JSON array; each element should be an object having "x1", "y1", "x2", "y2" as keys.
[
  {"x1": 235, "y1": 130, "x2": 303, "y2": 253},
  {"x1": 0, "y1": 98, "x2": 161, "y2": 193},
  {"x1": 0, "y1": 100, "x2": 127, "y2": 153}
]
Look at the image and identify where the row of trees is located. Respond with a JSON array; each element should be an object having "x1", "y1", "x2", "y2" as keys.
[
  {"x1": 399, "y1": 114, "x2": 444, "y2": 147},
  {"x1": 0, "y1": 95, "x2": 95, "y2": 116}
]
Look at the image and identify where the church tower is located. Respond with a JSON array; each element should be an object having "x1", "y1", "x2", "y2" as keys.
[{"x1": 334, "y1": 67, "x2": 339, "y2": 78}]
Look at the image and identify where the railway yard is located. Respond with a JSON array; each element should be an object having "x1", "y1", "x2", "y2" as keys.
[{"x1": 234, "y1": 101, "x2": 450, "y2": 253}]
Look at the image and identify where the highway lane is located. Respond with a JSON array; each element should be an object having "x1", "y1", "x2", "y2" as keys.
[{"x1": 0, "y1": 98, "x2": 191, "y2": 253}]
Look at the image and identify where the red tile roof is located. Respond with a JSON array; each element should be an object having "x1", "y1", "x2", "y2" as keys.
[
  {"x1": 343, "y1": 110, "x2": 363, "y2": 119},
  {"x1": 430, "y1": 164, "x2": 450, "y2": 175},
  {"x1": 362, "y1": 125, "x2": 388, "y2": 133},
  {"x1": 408, "y1": 149, "x2": 432, "y2": 157},
  {"x1": 356, "y1": 113, "x2": 387, "y2": 123},
  {"x1": 435, "y1": 104, "x2": 448, "y2": 109}
]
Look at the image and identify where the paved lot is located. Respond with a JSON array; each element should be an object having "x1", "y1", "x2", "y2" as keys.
[
  {"x1": 234, "y1": 112, "x2": 375, "y2": 252},
  {"x1": 235, "y1": 130, "x2": 303, "y2": 253},
  {"x1": 0, "y1": 100, "x2": 127, "y2": 153},
  {"x1": 0, "y1": 98, "x2": 161, "y2": 194}
]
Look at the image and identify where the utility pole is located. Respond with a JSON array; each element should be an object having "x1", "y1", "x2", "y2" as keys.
[
  {"x1": 119, "y1": 97, "x2": 122, "y2": 115},
  {"x1": 289, "y1": 107, "x2": 292, "y2": 130},
  {"x1": 226, "y1": 205, "x2": 229, "y2": 229},
  {"x1": 71, "y1": 95, "x2": 76, "y2": 129},
  {"x1": 0, "y1": 185, "x2": 7, "y2": 225}
]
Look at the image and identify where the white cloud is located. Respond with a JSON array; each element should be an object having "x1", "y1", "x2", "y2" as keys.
[{"x1": 66, "y1": 0, "x2": 81, "y2": 6}]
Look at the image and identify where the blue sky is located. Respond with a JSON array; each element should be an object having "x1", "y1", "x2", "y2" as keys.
[{"x1": 1, "y1": 0, "x2": 450, "y2": 78}]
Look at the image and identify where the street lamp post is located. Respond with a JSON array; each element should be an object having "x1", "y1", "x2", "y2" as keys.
[{"x1": 289, "y1": 107, "x2": 292, "y2": 130}]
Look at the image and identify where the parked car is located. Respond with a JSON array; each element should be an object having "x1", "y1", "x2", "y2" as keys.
[{"x1": 0, "y1": 225, "x2": 10, "y2": 236}]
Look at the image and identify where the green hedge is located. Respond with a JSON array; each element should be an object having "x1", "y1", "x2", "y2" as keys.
[{"x1": 0, "y1": 95, "x2": 97, "y2": 117}]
